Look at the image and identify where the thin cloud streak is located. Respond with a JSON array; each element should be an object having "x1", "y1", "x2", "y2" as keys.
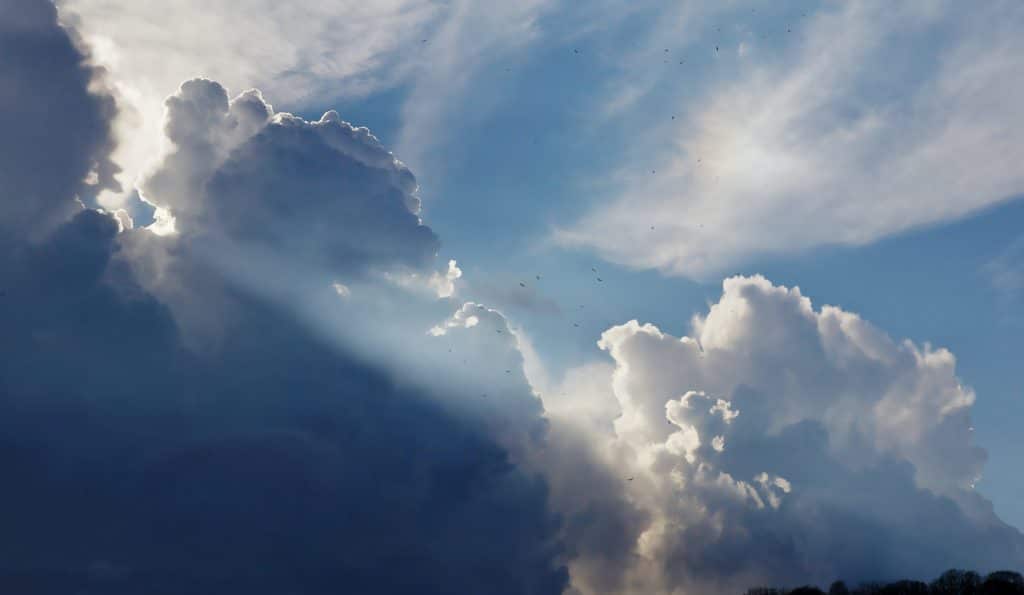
[{"x1": 558, "y1": 1, "x2": 1024, "y2": 278}]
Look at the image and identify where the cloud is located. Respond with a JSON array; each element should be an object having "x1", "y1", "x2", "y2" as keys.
[
  {"x1": 558, "y1": 1, "x2": 1024, "y2": 278},
  {"x1": 0, "y1": 0, "x2": 119, "y2": 239},
  {"x1": 0, "y1": 213, "x2": 568, "y2": 593},
  {"x1": 58, "y1": 0, "x2": 439, "y2": 107},
  {"x1": 541, "y1": 275, "x2": 1024, "y2": 594},
  {"x1": 129, "y1": 79, "x2": 550, "y2": 461},
  {"x1": 142, "y1": 79, "x2": 439, "y2": 277},
  {"x1": 0, "y1": 7, "x2": 568, "y2": 591},
  {"x1": 56, "y1": 0, "x2": 442, "y2": 206},
  {"x1": 984, "y1": 236, "x2": 1024, "y2": 324},
  {"x1": 394, "y1": 0, "x2": 550, "y2": 173},
  {"x1": 383, "y1": 258, "x2": 463, "y2": 298},
  {"x1": 467, "y1": 279, "x2": 564, "y2": 317},
  {"x1": 5, "y1": 4, "x2": 1024, "y2": 594},
  {"x1": 56, "y1": 0, "x2": 556, "y2": 211}
]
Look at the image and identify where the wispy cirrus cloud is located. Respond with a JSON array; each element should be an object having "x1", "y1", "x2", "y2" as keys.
[
  {"x1": 57, "y1": 0, "x2": 570, "y2": 213},
  {"x1": 557, "y1": 1, "x2": 1024, "y2": 278},
  {"x1": 984, "y1": 236, "x2": 1024, "y2": 324}
]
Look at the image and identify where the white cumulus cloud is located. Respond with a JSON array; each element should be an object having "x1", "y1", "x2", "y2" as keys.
[{"x1": 539, "y1": 275, "x2": 1024, "y2": 594}]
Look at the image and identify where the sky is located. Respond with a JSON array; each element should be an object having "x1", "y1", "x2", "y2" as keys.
[{"x1": 2, "y1": 0, "x2": 1023, "y2": 593}]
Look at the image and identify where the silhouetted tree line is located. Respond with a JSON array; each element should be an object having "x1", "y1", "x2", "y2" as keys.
[{"x1": 746, "y1": 569, "x2": 1024, "y2": 595}]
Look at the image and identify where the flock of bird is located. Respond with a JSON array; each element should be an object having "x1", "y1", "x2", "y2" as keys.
[{"x1": 423, "y1": 25, "x2": 765, "y2": 488}]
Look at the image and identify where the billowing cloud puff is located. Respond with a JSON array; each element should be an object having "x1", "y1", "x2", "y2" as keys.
[
  {"x1": 543, "y1": 276, "x2": 1024, "y2": 594},
  {"x1": 0, "y1": 0, "x2": 118, "y2": 239},
  {"x1": 142, "y1": 78, "x2": 439, "y2": 276},
  {"x1": 425, "y1": 302, "x2": 549, "y2": 453}
]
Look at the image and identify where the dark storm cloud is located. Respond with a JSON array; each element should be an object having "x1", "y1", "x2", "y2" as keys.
[
  {"x1": 0, "y1": 3, "x2": 567, "y2": 593},
  {"x1": 0, "y1": 0, "x2": 118, "y2": 239},
  {"x1": 0, "y1": 217, "x2": 567, "y2": 594}
]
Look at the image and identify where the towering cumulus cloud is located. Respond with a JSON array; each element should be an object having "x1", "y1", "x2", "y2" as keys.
[
  {"x1": 141, "y1": 78, "x2": 439, "y2": 275},
  {"x1": 0, "y1": 1, "x2": 566, "y2": 593},
  {"x1": 546, "y1": 276, "x2": 1024, "y2": 595}
]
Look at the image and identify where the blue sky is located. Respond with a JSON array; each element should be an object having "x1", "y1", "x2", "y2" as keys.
[{"x1": 4, "y1": 0, "x2": 1024, "y2": 592}]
